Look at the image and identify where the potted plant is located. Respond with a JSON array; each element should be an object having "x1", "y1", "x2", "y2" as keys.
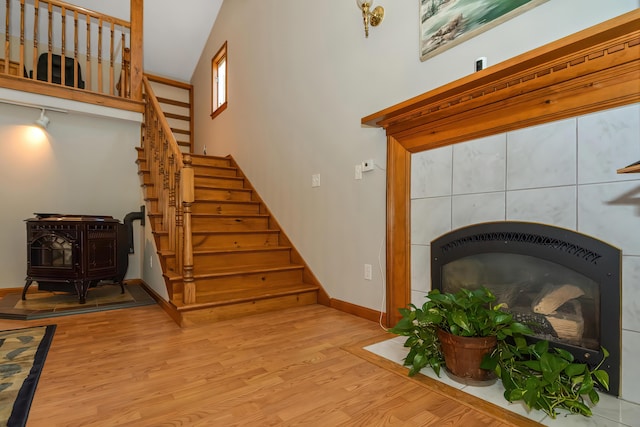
[
  {"x1": 389, "y1": 287, "x2": 532, "y2": 380},
  {"x1": 390, "y1": 286, "x2": 611, "y2": 419}
]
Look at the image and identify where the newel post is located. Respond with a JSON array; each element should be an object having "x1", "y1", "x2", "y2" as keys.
[
  {"x1": 181, "y1": 153, "x2": 196, "y2": 305},
  {"x1": 129, "y1": 0, "x2": 143, "y2": 101}
]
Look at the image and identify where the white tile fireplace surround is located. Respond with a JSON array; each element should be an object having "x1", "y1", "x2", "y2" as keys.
[{"x1": 410, "y1": 103, "x2": 640, "y2": 403}]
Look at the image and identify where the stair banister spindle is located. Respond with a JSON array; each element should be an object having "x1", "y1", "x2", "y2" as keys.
[
  {"x1": 181, "y1": 153, "x2": 195, "y2": 305},
  {"x1": 73, "y1": 9, "x2": 78, "y2": 88},
  {"x1": 109, "y1": 20, "x2": 114, "y2": 95},
  {"x1": 32, "y1": 0, "x2": 39, "y2": 80},
  {"x1": 61, "y1": 6, "x2": 66, "y2": 87},
  {"x1": 4, "y1": 0, "x2": 9, "y2": 75},
  {"x1": 85, "y1": 12, "x2": 90, "y2": 90},
  {"x1": 46, "y1": 2, "x2": 51, "y2": 84},
  {"x1": 167, "y1": 153, "x2": 176, "y2": 258},
  {"x1": 19, "y1": 0, "x2": 24, "y2": 74}
]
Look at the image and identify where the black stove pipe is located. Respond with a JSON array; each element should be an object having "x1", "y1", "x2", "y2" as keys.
[{"x1": 123, "y1": 206, "x2": 145, "y2": 254}]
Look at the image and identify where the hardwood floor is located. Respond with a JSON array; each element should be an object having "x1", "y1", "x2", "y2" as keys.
[{"x1": 0, "y1": 304, "x2": 537, "y2": 426}]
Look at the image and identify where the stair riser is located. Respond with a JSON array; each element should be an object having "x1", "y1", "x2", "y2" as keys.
[
  {"x1": 192, "y1": 216, "x2": 269, "y2": 231},
  {"x1": 139, "y1": 172, "x2": 153, "y2": 186},
  {"x1": 166, "y1": 269, "x2": 307, "y2": 303},
  {"x1": 191, "y1": 268, "x2": 304, "y2": 290},
  {"x1": 194, "y1": 176, "x2": 245, "y2": 188},
  {"x1": 195, "y1": 188, "x2": 253, "y2": 201},
  {"x1": 178, "y1": 292, "x2": 318, "y2": 326},
  {"x1": 148, "y1": 215, "x2": 163, "y2": 229},
  {"x1": 143, "y1": 186, "x2": 158, "y2": 200},
  {"x1": 192, "y1": 165, "x2": 237, "y2": 177},
  {"x1": 194, "y1": 250, "x2": 291, "y2": 271},
  {"x1": 144, "y1": 197, "x2": 159, "y2": 211},
  {"x1": 191, "y1": 202, "x2": 261, "y2": 215},
  {"x1": 192, "y1": 232, "x2": 279, "y2": 250},
  {"x1": 153, "y1": 233, "x2": 170, "y2": 251},
  {"x1": 191, "y1": 157, "x2": 232, "y2": 168}
]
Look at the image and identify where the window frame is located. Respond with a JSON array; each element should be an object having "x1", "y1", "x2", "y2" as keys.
[{"x1": 210, "y1": 41, "x2": 227, "y2": 119}]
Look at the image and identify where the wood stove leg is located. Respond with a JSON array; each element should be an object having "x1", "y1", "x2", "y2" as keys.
[
  {"x1": 74, "y1": 280, "x2": 90, "y2": 304},
  {"x1": 22, "y1": 279, "x2": 34, "y2": 300}
]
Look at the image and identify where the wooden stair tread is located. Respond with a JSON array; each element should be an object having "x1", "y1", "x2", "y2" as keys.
[
  {"x1": 154, "y1": 229, "x2": 279, "y2": 236},
  {"x1": 164, "y1": 264, "x2": 305, "y2": 282},
  {"x1": 194, "y1": 173, "x2": 243, "y2": 180},
  {"x1": 172, "y1": 282, "x2": 319, "y2": 310},
  {"x1": 190, "y1": 153, "x2": 229, "y2": 162},
  {"x1": 191, "y1": 213, "x2": 269, "y2": 218},
  {"x1": 195, "y1": 184, "x2": 251, "y2": 191},
  {"x1": 156, "y1": 96, "x2": 190, "y2": 108},
  {"x1": 192, "y1": 164, "x2": 236, "y2": 171},
  {"x1": 193, "y1": 246, "x2": 291, "y2": 255},
  {"x1": 159, "y1": 246, "x2": 291, "y2": 257},
  {"x1": 195, "y1": 199, "x2": 259, "y2": 205}
]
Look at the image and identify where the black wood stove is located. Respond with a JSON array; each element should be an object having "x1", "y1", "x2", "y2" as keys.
[{"x1": 23, "y1": 211, "x2": 144, "y2": 304}]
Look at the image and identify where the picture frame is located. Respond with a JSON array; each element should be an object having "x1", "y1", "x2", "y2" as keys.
[{"x1": 419, "y1": 0, "x2": 549, "y2": 61}]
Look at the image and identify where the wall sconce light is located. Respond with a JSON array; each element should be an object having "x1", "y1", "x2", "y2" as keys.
[
  {"x1": 356, "y1": 0, "x2": 384, "y2": 38},
  {"x1": 34, "y1": 109, "x2": 50, "y2": 130}
]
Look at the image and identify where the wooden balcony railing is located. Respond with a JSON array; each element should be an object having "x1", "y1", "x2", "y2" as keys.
[
  {"x1": 142, "y1": 75, "x2": 196, "y2": 305},
  {"x1": 1, "y1": 0, "x2": 143, "y2": 111}
]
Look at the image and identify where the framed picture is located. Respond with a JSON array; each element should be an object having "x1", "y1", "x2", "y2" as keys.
[{"x1": 420, "y1": 0, "x2": 549, "y2": 61}]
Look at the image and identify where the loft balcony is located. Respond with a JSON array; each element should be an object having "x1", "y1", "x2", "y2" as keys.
[{"x1": 0, "y1": 0, "x2": 144, "y2": 113}]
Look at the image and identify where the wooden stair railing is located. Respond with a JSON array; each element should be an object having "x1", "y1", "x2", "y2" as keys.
[
  {"x1": 145, "y1": 73, "x2": 194, "y2": 153},
  {"x1": 141, "y1": 75, "x2": 196, "y2": 305},
  {"x1": 1, "y1": 0, "x2": 143, "y2": 110}
]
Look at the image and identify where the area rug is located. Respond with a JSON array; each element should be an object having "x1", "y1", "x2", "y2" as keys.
[
  {"x1": 0, "y1": 325, "x2": 56, "y2": 427},
  {"x1": 0, "y1": 284, "x2": 156, "y2": 320}
]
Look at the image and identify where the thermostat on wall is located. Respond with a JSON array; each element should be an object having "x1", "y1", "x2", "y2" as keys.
[{"x1": 475, "y1": 57, "x2": 487, "y2": 72}]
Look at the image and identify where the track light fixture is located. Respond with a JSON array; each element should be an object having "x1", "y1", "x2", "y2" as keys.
[
  {"x1": 35, "y1": 109, "x2": 50, "y2": 130},
  {"x1": 356, "y1": 0, "x2": 384, "y2": 38}
]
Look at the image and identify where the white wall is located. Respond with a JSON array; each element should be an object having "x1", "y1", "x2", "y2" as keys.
[
  {"x1": 0, "y1": 102, "x2": 144, "y2": 289},
  {"x1": 191, "y1": 0, "x2": 639, "y2": 312}
]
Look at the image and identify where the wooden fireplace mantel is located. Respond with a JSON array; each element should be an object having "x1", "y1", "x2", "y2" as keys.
[{"x1": 362, "y1": 9, "x2": 640, "y2": 327}]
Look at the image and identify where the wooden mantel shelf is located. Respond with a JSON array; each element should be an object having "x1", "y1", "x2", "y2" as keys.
[
  {"x1": 361, "y1": 9, "x2": 640, "y2": 328},
  {"x1": 618, "y1": 161, "x2": 640, "y2": 174}
]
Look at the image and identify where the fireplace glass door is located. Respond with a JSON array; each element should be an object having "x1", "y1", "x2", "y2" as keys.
[
  {"x1": 441, "y1": 252, "x2": 600, "y2": 350},
  {"x1": 430, "y1": 221, "x2": 621, "y2": 395}
]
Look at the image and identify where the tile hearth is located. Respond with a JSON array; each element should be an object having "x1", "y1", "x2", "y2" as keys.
[{"x1": 364, "y1": 336, "x2": 640, "y2": 427}]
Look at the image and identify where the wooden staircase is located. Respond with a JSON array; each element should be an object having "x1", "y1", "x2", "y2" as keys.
[{"x1": 137, "y1": 151, "x2": 328, "y2": 326}]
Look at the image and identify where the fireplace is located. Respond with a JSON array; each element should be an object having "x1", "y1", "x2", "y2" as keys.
[{"x1": 430, "y1": 221, "x2": 621, "y2": 395}]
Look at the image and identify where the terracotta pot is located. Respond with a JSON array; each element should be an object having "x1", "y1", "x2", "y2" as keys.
[{"x1": 437, "y1": 328, "x2": 497, "y2": 381}]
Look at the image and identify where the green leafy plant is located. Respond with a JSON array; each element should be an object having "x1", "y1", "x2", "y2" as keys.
[
  {"x1": 389, "y1": 287, "x2": 531, "y2": 376},
  {"x1": 389, "y1": 286, "x2": 610, "y2": 418},
  {"x1": 481, "y1": 336, "x2": 610, "y2": 418}
]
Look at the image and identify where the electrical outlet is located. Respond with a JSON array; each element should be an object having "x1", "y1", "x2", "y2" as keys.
[
  {"x1": 355, "y1": 164, "x2": 363, "y2": 180},
  {"x1": 364, "y1": 264, "x2": 372, "y2": 280},
  {"x1": 311, "y1": 174, "x2": 321, "y2": 187},
  {"x1": 475, "y1": 56, "x2": 487, "y2": 72},
  {"x1": 362, "y1": 159, "x2": 375, "y2": 172}
]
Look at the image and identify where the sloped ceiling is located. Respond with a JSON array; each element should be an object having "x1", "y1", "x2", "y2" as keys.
[{"x1": 72, "y1": 0, "x2": 223, "y2": 83}]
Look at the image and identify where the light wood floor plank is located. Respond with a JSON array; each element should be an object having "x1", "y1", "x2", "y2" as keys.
[{"x1": 0, "y1": 304, "x2": 538, "y2": 426}]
